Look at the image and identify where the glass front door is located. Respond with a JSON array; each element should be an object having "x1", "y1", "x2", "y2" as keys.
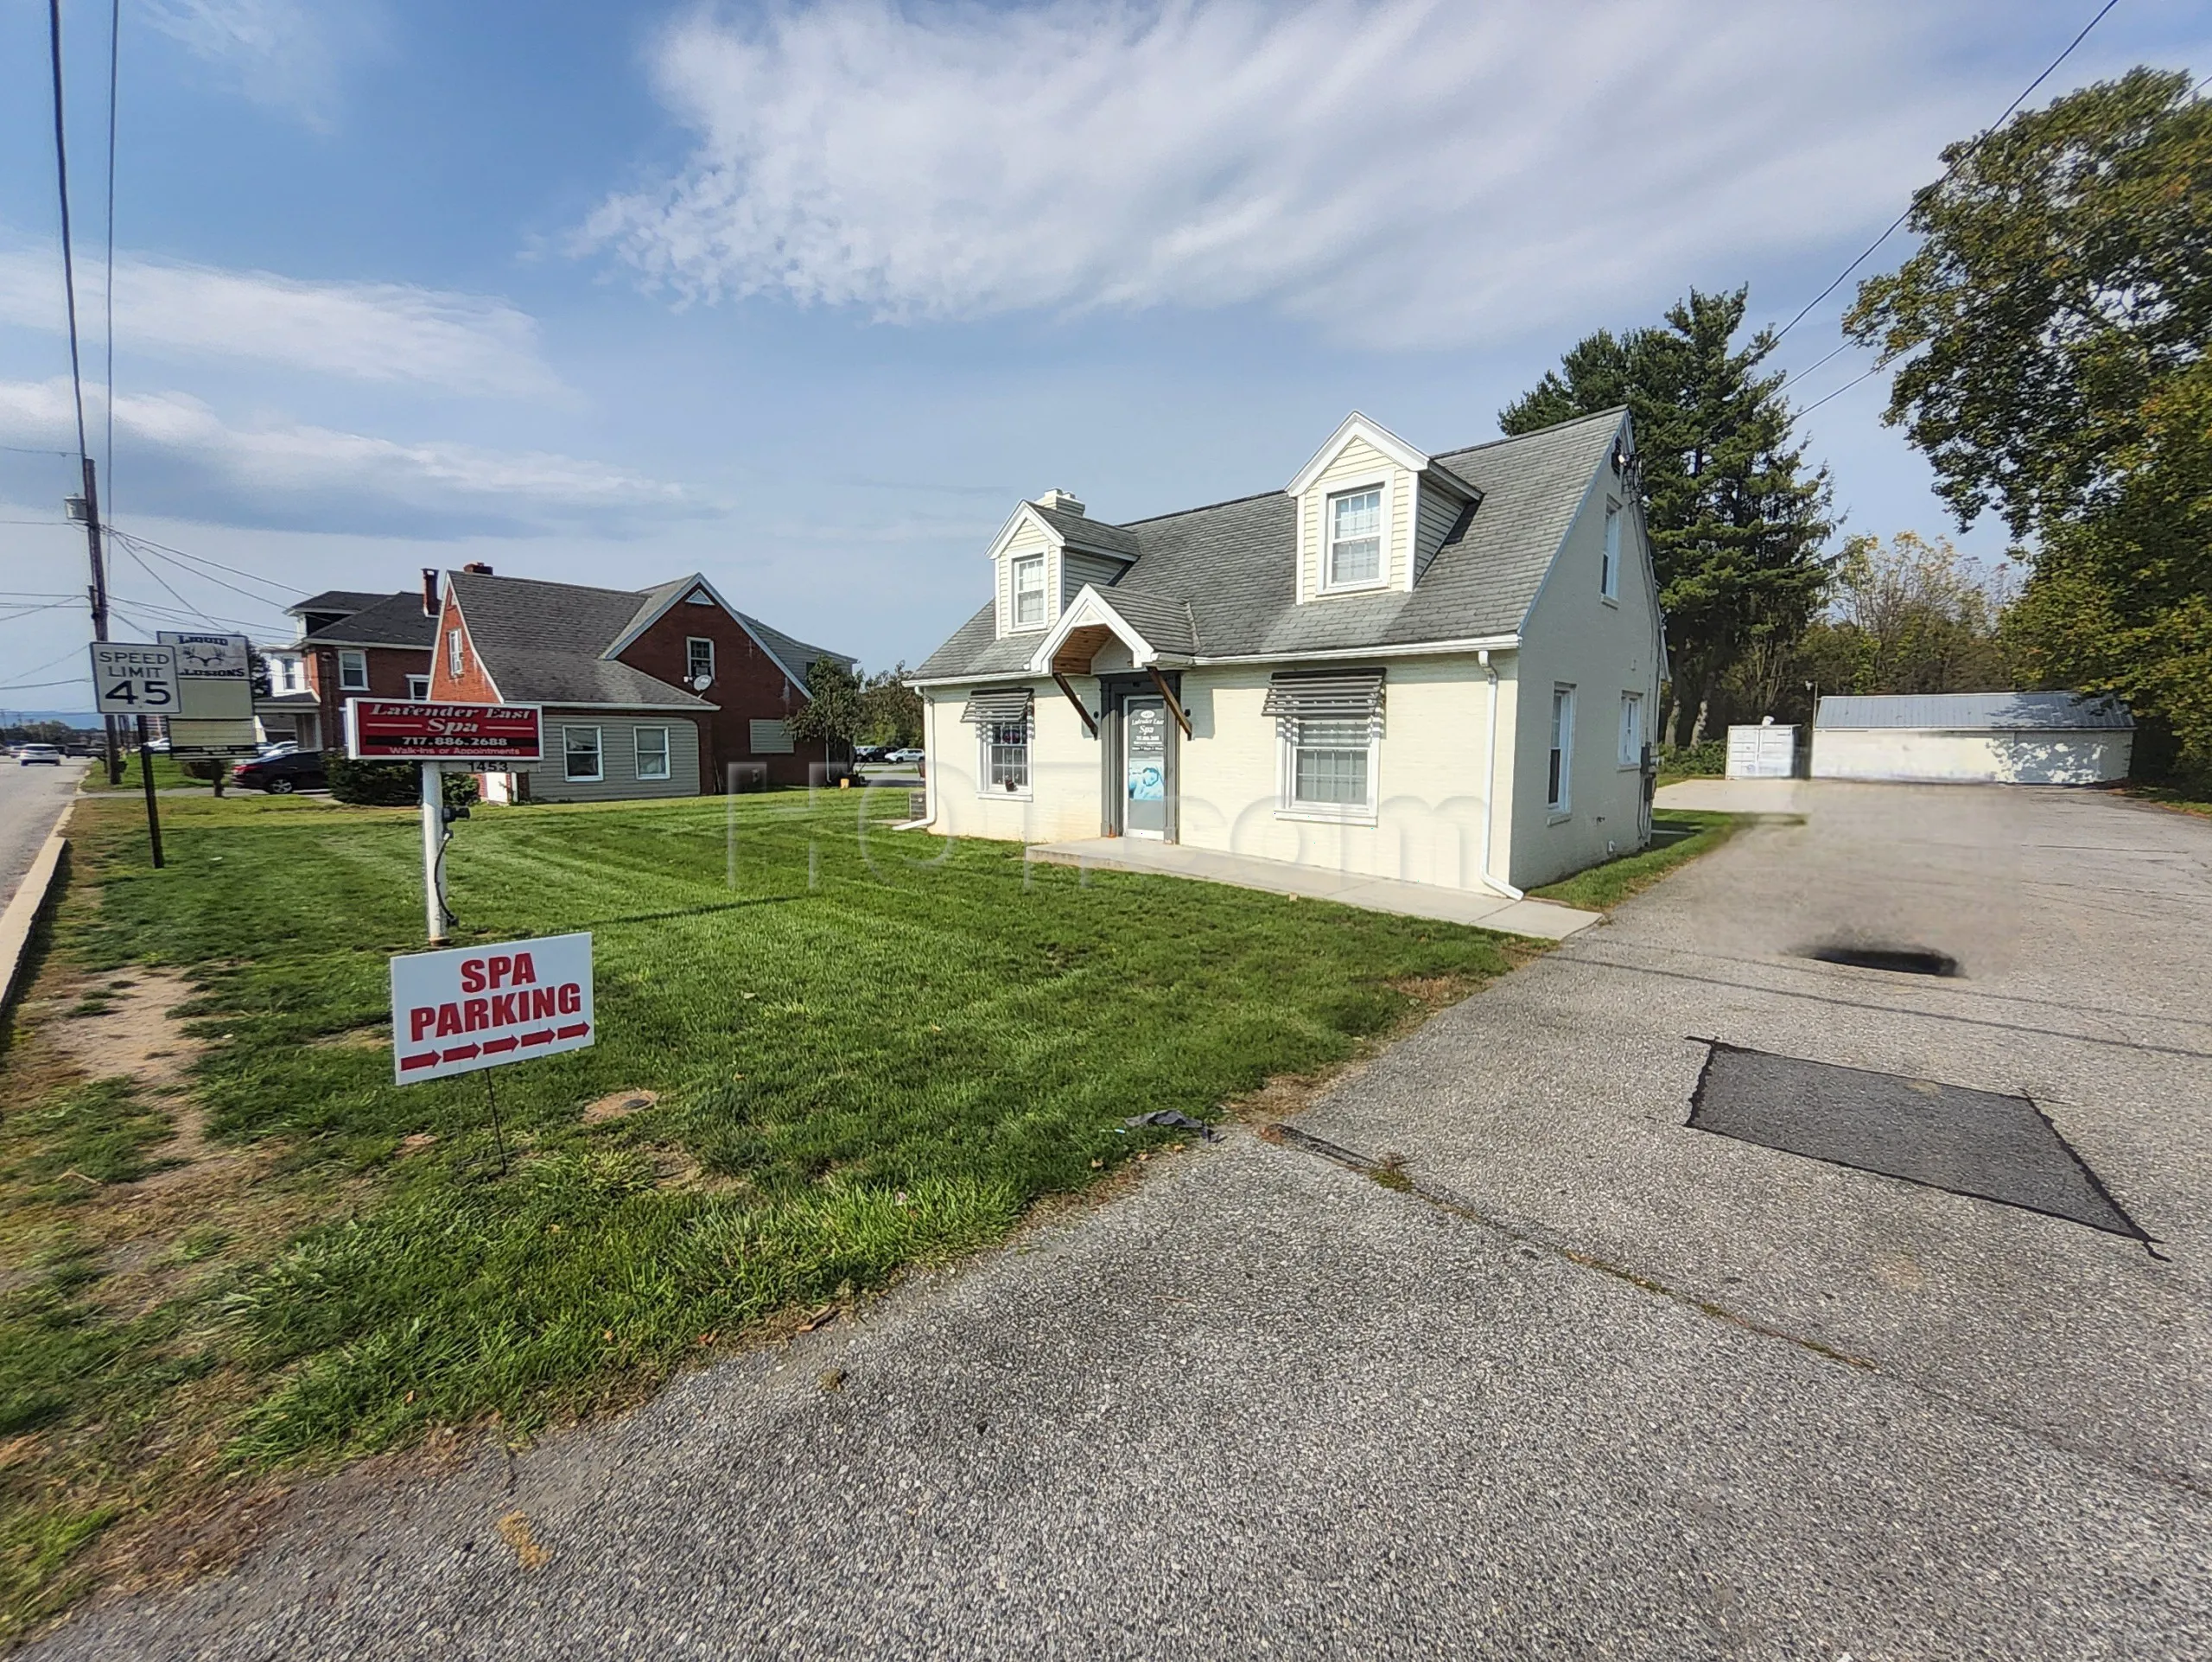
[{"x1": 1123, "y1": 696, "x2": 1169, "y2": 840}]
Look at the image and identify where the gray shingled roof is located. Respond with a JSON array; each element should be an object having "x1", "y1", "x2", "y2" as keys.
[
  {"x1": 446, "y1": 570, "x2": 856, "y2": 708},
  {"x1": 1030, "y1": 504, "x2": 1138, "y2": 559},
  {"x1": 740, "y1": 612, "x2": 856, "y2": 694},
  {"x1": 289, "y1": 589, "x2": 389, "y2": 619},
  {"x1": 1094, "y1": 586, "x2": 1199, "y2": 655},
  {"x1": 447, "y1": 571, "x2": 709, "y2": 708},
  {"x1": 912, "y1": 408, "x2": 1623, "y2": 681},
  {"x1": 1816, "y1": 692, "x2": 2133, "y2": 731},
  {"x1": 300, "y1": 591, "x2": 437, "y2": 650}
]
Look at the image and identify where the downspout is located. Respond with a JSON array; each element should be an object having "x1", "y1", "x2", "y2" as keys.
[
  {"x1": 920, "y1": 692, "x2": 939, "y2": 827},
  {"x1": 1479, "y1": 649, "x2": 1523, "y2": 900},
  {"x1": 890, "y1": 690, "x2": 938, "y2": 831}
]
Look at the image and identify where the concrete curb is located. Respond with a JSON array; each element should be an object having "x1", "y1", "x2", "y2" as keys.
[{"x1": 0, "y1": 799, "x2": 75, "y2": 1013}]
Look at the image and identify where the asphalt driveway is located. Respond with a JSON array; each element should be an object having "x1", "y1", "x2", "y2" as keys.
[{"x1": 31, "y1": 783, "x2": 2210, "y2": 1660}]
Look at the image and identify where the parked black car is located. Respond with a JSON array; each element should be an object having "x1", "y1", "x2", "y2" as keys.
[{"x1": 231, "y1": 748, "x2": 328, "y2": 794}]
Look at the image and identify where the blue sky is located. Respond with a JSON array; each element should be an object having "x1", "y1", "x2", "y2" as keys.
[{"x1": 1, "y1": 0, "x2": 2205, "y2": 710}]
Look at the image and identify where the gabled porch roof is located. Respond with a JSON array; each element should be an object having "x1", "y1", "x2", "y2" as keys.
[{"x1": 1025, "y1": 584, "x2": 1198, "y2": 677}]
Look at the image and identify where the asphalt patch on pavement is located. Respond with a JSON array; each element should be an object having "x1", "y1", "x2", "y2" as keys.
[
  {"x1": 1801, "y1": 943, "x2": 1961, "y2": 977},
  {"x1": 1688, "y1": 1041, "x2": 2148, "y2": 1240}
]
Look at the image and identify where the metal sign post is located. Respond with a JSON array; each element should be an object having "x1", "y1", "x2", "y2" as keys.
[
  {"x1": 390, "y1": 933, "x2": 594, "y2": 1176},
  {"x1": 421, "y1": 761, "x2": 449, "y2": 944},
  {"x1": 90, "y1": 642, "x2": 179, "y2": 868},
  {"x1": 136, "y1": 715, "x2": 164, "y2": 868},
  {"x1": 344, "y1": 699, "x2": 543, "y2": 946}
]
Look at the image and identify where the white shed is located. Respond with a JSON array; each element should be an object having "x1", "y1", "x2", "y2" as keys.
[
  {"x1": 1726, "y1": 723, "x2": 1798, "y2": 779},
  {"x1": 1811, "y1": 692, "x2": 2133, "y2": 785}
]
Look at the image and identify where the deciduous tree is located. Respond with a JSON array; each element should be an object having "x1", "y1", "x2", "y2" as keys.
[
  {"x1": 1847, "y1": 67, "x2": 2212, "y2": 770},
  {"x1": 789, "y1": 657, "x2": 865, "y2": 761}
]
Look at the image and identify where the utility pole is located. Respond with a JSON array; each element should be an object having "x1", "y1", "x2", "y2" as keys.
[{"x1": 70, "y1": 460, "x2": 121, "y2": 782}]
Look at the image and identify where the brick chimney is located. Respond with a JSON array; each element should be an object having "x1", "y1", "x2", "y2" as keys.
[
  {"x1": 421, "y1": 568, "x2": 440, "y2": 615},
  {"x1": 461, "y1": 561, "x2": 494, "y2": 576}
]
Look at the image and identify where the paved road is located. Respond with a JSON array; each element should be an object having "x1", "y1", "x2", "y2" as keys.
[
  {"x1": 30, "y1": 784, "x2": 2211, "y2": 1659},
  {"x1": 0, "y1": 760, "x2": 86, "y2": 912}
]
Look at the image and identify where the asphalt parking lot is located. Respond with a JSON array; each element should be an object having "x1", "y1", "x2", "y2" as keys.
[{"x1": 32, "y1": 782, "x2": 2210, "y2": 1661}]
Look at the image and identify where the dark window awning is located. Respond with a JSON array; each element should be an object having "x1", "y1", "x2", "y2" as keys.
[
  {"x1": 1262, "y1": 668, "x2": 1385, "y2": 722},
  {"x1": 960, "y1": 685, "x2": 1035, "y2": 724}
]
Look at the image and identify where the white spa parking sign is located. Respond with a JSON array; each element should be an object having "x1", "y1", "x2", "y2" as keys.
[{"x1": 390, "y1": 933, "x2": 594, "y2": 1084}]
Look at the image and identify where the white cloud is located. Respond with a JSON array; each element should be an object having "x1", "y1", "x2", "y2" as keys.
[
  {"x1": 582, "y1": 0, "x2": 1996, "y2": 348},
  {"x1": 141, "y1": 0, "x2": 382, "y2": 131},
  {"x1": 0, "y1": 245, "x2": 563, "y2": 399},
  {"x1": 0, "y1": 378, "x2": 704, "y2": 538}
]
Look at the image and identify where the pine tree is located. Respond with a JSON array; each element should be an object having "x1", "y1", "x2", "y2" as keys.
[{"x1": 1502, "y1": 288, "x2": 1834, "y2": 743}]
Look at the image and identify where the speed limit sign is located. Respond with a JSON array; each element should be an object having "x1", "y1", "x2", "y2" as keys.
[{"x1": 89, "y1": 642, "x2": 180, "y2": 715}]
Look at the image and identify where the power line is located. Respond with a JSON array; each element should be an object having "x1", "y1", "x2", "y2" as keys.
[
  {"x1": 104, "y1": 590, "x2": 269, "y2": 633},
  {"x1": 0, "y1": 443, "x2": 76, "y2": 457},
  {"x1": 103, "y1": 0, "x2": 120, "y2": 514},
  {"x1": 1771, "y1": 0, "x2": 2123, "y2": 344},
  {"x1": 105, "y1": 525, "x2": 298, "y2": 605},
  {"x1": 115, "y1": 538, "x2": 217, "y2": 627},
  {"x1": 44, "y1": 0, "x2": 90, "y2": 462},
  {"x1": 1791, "y1": 363, "x2": 1886, "y2": 424},
  {"x1": 5, "y1": 641, "x2": 96, "y2": 681},
  {"x1": 1775, "y1": 338, "x2": 1856, "y2": 394}
]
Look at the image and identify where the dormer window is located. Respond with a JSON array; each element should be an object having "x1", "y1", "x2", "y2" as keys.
[
  {"x1": 1326, "y1": 488, "x2": 1384, "y2": 589},
  {"x1": 1012, "y1": 554, "x2": 1048, "y2": 627}
]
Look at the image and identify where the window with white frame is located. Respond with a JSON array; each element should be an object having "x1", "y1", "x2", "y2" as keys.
[
  {"x1": 1285, "y1": 716, "x2": 1376, "y2": 816},
  {"x1": 563, "y1": 725, "x2": 603, "y2": 782},
  {"x1": 1618, "y1": 691, "x2": 1643, "y2": 766},
  {"x1": 1325, "y1": 487, "x2": 1384, "y2": 589},
  {"x1": 406, "y1": 674, "x2": 430, "y2": 701},
  {"x1": 1548, "y1": 687, "x2": 1575, "y2": 812},
  {"x1": 1601, "y1": 502, "x2": 1622, "y2": 600},
  {"x1": 982, "y1": 717, "x2": 1030, "y2": 793},
  {"x1": 1011, "y1": 554, "x2": 1047, "y2": 628},
  {"x1": 686, "y1": 638, "x2": 715, "y2": 684},
  {"x1": 634, "y1": 725, "x2": 671, "y2": 780},
  {"x1": 448, "y1": 627, "x2": 465, "y2": 677},
  {"x1": 337, "y1": 649, "x2": 369, "y2": 691}
]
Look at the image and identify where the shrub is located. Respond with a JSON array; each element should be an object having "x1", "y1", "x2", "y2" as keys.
[
  {"x1": 325, "y1": 755, "x2": 481, "y2": 808},
  {"x1": 1656, "y1": 739, "x2": 1728, "y2": 778}
]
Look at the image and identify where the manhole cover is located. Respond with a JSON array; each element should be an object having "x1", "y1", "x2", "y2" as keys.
[{"x1": 1688, "y1": 1042, "x2": 2145, "y2": 1239}]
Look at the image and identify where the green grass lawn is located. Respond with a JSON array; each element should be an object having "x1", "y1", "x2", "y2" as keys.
[
  {"x1": 1529, "y1": 810, "x2": 1740, "y2": 911},
  {"x1": 0, "y1": 787, "x2": 1521, "y2": 1635},
  {"x1": 73, "y1": 750, "x2": 211, "y2": 793}
]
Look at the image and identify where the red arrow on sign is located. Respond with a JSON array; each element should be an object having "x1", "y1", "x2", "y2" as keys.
[
  {"x1": 441, "y1": 1043, "x2": 480, "y2": 1062},
  {"x1": 481, "y1": 1036, "x2": 518, "y2": 1054},
  {"x1": 555, "y1": 1022, "x2": 590, "y2": 1041},
  {"x1": 518, "y1": 1028, "x2": 555, "y2": 1047},
  {"x1": 398, "y1": 1052, "x2": 440, "y2": 1073}
]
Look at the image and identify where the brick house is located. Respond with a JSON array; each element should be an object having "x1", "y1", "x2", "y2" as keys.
[
  {"x1": 426, "y1": 565, "x2": 855, "y2": 800},
  {"x1": 262, "y1": 588, "x2": 438, "y2": 752}
]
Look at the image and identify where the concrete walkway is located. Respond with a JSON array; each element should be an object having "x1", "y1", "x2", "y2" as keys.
[
  {"x1": 1025, "y1": 836, "x2": 1602, "y2": 939},
  {"x1": 1654, "y1": 775, "x2": 1817, "y2": 814}
]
